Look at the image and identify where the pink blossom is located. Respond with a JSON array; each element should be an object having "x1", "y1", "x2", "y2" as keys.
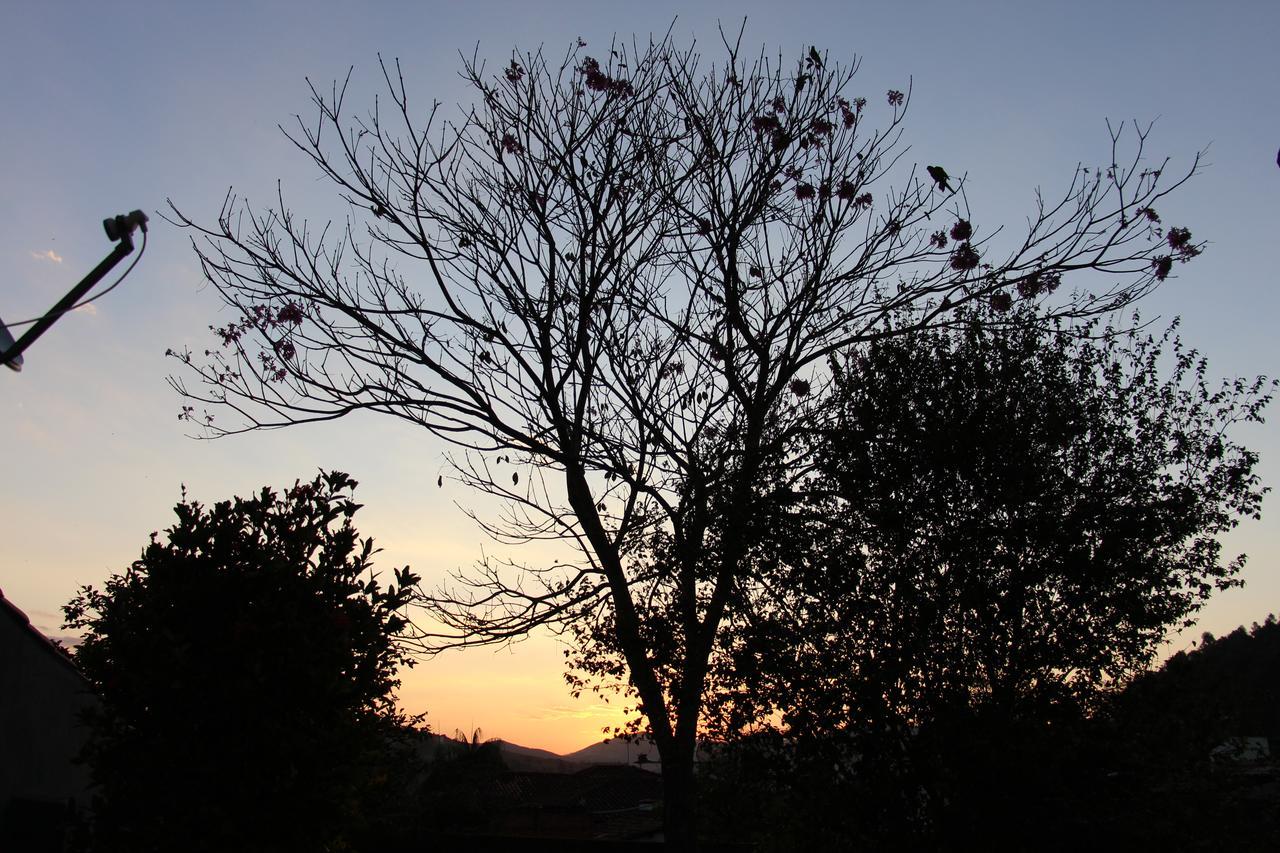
[
  {"x1": 950, "y1": 242, "x2": 980, "y2": 271},
  {"x1": 1151, "y1": 255, "x2": 1173, "y2": 280}
]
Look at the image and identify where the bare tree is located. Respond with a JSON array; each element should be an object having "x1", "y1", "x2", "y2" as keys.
[{"x1": 167, "y1": 30, "x2": 1201, "y2": 847}]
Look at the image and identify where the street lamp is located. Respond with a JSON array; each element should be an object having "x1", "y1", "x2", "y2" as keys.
[{"x1": 1, "y1": 210, "x2": 148, "y2": 372}]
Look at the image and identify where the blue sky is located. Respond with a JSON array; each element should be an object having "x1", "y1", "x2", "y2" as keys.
[{"x1": 2, "y1": 0, "x2": 1276, "y2": 752}]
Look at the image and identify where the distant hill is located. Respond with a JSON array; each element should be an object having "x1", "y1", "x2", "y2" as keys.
[
  {"x1": 563, "y1": 737, "x2": 662, "y2": 767},
  {"x1": 490, "y1": 739, "x2": 590, "y2": 773},
  {"x1": 1113, "y1": 614, "x2": 1280, "y2": 759},
  {"x1": 409, "y1": 731, "x2": 598, "y2": 773},
  {"x1": 408, "y1": 730, "x2": 666, "y2": 772}
]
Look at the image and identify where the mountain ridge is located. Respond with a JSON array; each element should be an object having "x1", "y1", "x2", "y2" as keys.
[{"x1": 417, "y1": 731, "x2": 662, "y2": 772}]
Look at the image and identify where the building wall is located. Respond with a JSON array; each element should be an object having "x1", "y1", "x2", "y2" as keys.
[{"x1": 0, "y1": 593, "x2": 96, "y2": 812}]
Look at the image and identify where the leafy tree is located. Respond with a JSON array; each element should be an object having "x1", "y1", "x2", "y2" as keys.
[
  {"x1": 691, "y1": 305, "x2": 1270, "y2": 843},
  {"x1": 711, "y1": 306, "x2": 1269, "y2": 737},
  {"x1": 166, "y1": 31, "x2": 1202, "y2": 846},
  {"x1": 64, "y1": 471, "x2": 424, "y2": 853},
  {"x1": 575, "y1": 306, "x2": 1271, "y2": 727},
  {"x1": 742, "y1": 306, "x2": 1272, "y2": 737},
  {"x1": 614, "y1": 307, "x2": 1272, "y2": 847}
]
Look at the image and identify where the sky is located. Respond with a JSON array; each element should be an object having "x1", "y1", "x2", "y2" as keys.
[{"x1": 1, "y1": 1, "x2": 1277, "y2": 754}]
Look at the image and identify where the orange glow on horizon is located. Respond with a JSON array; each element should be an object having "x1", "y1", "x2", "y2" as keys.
[{"x1": 394, "y1": 633, "x2": 636, "y2": 755}]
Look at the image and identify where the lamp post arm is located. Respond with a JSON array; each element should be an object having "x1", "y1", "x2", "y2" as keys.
[{"x1": 1, "y1": 210, "x2": 147, "y2": 372}]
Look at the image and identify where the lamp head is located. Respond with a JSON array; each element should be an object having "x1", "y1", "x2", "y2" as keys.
[{"x1": 103, "y1": 210, "x2": 148, "y2": 242}]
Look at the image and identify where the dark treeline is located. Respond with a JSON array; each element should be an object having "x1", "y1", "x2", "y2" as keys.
[{"x1": 699, "y1": 616, "x2": 1280, "y2": 850}]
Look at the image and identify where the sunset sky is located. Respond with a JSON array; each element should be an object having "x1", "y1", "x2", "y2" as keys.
[{"x1": 2, "y1": 0, "x2": 1277, "y2": 755}]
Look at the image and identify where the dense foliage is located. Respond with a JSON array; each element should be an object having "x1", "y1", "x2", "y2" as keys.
[
  {"x1": 724, "y1": 306, "x2": 1272, "y2": 737},
  {"x1": 64, "y1": 471, "x2": 424, "y2": 852},
  {"x1": 572, "y1": 305, "x2": 1273, "y2": 845},
  {"x1": 576, "y1": 307, "x2": 1272, "y2": 740}
]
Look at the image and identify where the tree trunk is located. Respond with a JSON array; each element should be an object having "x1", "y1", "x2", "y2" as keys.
[{"x1": 661, "y1": 750, "x2": 698, "y2": 851}]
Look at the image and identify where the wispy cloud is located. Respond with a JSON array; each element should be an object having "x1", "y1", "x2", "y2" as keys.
[
  {"x1": 30, "y1": 249, "x2": 63, "y2": 264},
  {"x1": 74, "y1": 303, "x2": 98, "y2": 316},
  {"x1": 530, "y1": 703, "x2": 618, "y2": 721}
]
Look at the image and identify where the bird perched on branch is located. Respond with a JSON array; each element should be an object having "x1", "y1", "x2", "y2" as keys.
[{"x1": 927, "y1": 165, "x2": 954, "y2": 193}]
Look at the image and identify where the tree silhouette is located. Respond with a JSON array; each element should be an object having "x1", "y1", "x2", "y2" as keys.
[
  {"x1": 705, "y1": 305, "x2": 1273, "y2": 739},
  {"x1": 166, "y1": 31, "x2": 1203, "y2": 847},
  {"x1": 1114, "y1": 614, "x2": 1280, "y2": 765},
  {"x1": 604, "y1": 308, "x2": 1273, "y2": 847},
  {"x1": 571, "y1": 305, "x2": 1271, "y2": 725},
  {"x1": 64, "y1": 471, "x2": 424, "y2": 853},
  {"x1": 1072, "y1": 616, "x2": 1280, "y2": 849}
]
